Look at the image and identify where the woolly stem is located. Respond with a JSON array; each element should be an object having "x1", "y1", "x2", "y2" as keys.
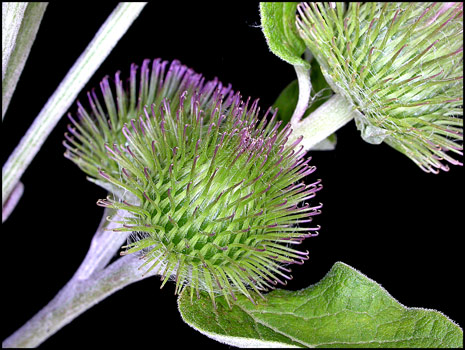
[
  {"x1": 2, "y1": 3, "x2": 48, "y2": 119},
  {"x1": 74, "y1": 208, "x2": 131, "y2": 280},
  {"x1": 2, "y1": 2, "x2": 147, "y2": 207},
  {"x1": 2, "y1": 208, "x2": 158, "y2": 348},
  {"x1": 3, "y1": 255, "x2": 159, "y2": 348},
  {"x1": 2, "y1": 2, "x2": 28, "y2": 81},
  {"x1": 290, "y1": 93, "x2": 359, "y2": 151}
]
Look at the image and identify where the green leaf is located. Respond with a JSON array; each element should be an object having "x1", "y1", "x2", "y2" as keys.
[
  {"x1": 273, "y1": 79, "x2": 300, "y2": 124},
  {"x1": 260, "y1": 3, "x2": 312, "y2": 122},
  {"x1": 178, "y1": 262, "x2": 463, "y2": 348},
  {"x1": 259, "y1": 2, "x2": 309, "y2": 69}
]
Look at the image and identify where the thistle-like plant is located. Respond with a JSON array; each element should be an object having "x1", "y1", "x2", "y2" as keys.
[
  {"x1": 296, "y1": 2, "x2": 463, "y2": 173},
  {"x1": 64, "y1": 58, "x2": 322, "y2": 306},
  {"x1": 3, "y1": 4, "x2": 463, "y2": 348}
]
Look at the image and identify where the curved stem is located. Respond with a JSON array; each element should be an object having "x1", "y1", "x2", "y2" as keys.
[
  {"x1": 2, "y1": 254, "x2": 160, "y2": 348},
  {"x1": 290, "y1": 65, "x2": 312, "y2": 125},
  {"x1": 74, "y1": 208, "x2": 130, "y2": 280},
  {"x1": 290, "y1": 93, "x2": 359, "y2": 151},
  {"x1": 2, "y1": 207, "x2": 152, "y2": 348}
]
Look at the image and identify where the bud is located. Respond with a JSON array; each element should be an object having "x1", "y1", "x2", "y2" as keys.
[
  {"x1": 65, "y1": 59, "x2": 322, "y2": 307},
  {"x1": 297, "y1": 3, "x2": 463, "y2": 173},
  {"x1": 64, "y1": 59, "x2": 233, "y2": 180}
]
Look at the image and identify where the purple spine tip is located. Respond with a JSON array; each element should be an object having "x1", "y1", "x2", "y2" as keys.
[{"x1": 99, "y1": 170, "x2": 110, "y2": 180}]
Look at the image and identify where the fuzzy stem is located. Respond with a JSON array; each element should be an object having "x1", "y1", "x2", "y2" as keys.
[
  {"x1": 2, "y1": 254, "x2": 159, "y2": 348},
  {"x1": 1, "y1": 2, "x2": 147, "y2": 207},
  {"x1": 290, "y1": 65, "x2": 312, "y2": 125},
  {"x1": 2, "y1": 208, "x2": 155, "y2": 348},
  {"x1": 290, "y1": 93, "x2": 358, "y2": 151},
  {"x1": 1, "y1": 180, "x2": 23, "y2": 223},
  {"x1": 2, "y1": 2, "x2": 28, "y2": 81},
  {"x1": 2, "y1": 2, "x2": 48, "y2": 119},
  {"x1": 74, "y1": 208, "x2": 131, "y2": 280}
]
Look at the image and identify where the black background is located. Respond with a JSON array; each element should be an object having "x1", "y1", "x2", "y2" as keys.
[{"x1": 2, "y1": 2, "x2": 463, "y2": 348}]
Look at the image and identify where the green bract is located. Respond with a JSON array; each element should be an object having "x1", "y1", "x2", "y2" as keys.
[
  {"x1": 65, "y1": 59, "x2": 322, "y2": 307},
  {"x1": 297, "y1": 2, "x2": 463, "y2": 173}
]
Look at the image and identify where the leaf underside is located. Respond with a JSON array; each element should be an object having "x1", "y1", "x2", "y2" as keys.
[{"x1": 178, "y1": 262, "x2": 463, "y2": 348}]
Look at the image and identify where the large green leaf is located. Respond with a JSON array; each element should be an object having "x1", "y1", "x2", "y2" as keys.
[
  {"x1": 259, "y1": 2, "x2": 309, "y2": 69},
  {"x1": 178, "y1": 262, "x2": 463, "y2": 348}
]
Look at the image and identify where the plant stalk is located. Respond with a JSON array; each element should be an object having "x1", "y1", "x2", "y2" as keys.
[
  {"x1": 290, "y1": 93, "x2": 358, "y2": 151},
  {"x1": 290, "y1": 64, "x2": 312, "y2": 125},
  {"x1": 2, "y1": 2, "x2": 28, "y2": 81},
  {"x1": 2, "y1": 254, "x2": 158, "y2": 348},
  {"x1": 2, "y1": 2, "x2": 147, "y2": 207},
  {"x1": 2, "y1": 2, "x2": 48, "y2": 119},
  {"x1": 2, "y1": 208, "x2": 155, "y2": 348},
  {"x1": 2, "y1": 180, "x2": 23, "y2": 223}
]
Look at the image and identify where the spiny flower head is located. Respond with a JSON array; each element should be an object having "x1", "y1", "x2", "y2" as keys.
[
  {"x1": 297, "y1": 2, "x2": 463, "y2": 173},
  {"x1": 65, "y1": 59, "x2": 322, "y2": 307},
  {"x1": 64, "y1": 59, "x2": 233, "y2": 182}
]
